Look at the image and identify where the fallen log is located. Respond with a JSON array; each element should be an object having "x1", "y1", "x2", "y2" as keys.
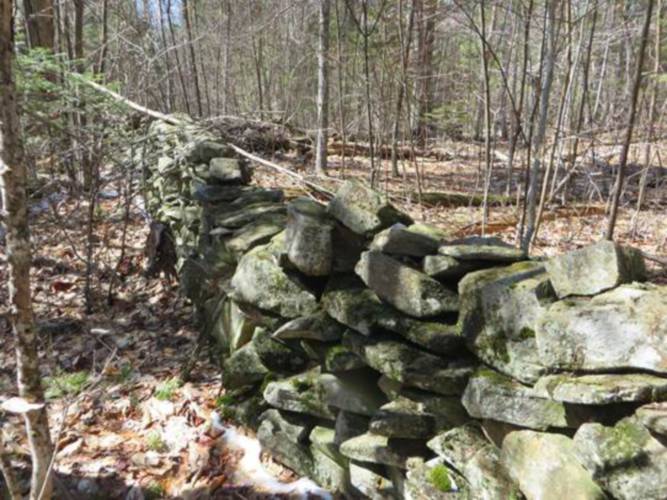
[
  {"x1": 419, "y1": 191, "x2": 511, "y2": 207},
  {"x1": 326, "y1": 141, "x2": 454, "y2": 161}
]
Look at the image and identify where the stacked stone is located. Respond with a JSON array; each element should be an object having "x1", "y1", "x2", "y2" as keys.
[{"x1": 146, "y1": 122, "x2": 667, "y2": 499}]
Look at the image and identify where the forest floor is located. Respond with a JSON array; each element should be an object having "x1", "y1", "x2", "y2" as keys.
[{"x1": 0, "y1": 141, "x2": 666, "y2": 499}]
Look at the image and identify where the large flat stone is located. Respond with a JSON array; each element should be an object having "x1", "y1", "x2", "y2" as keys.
[
  {"x1": 223, "y1": 212, "x2": 286, "y2": 256},
  {"x1": 462, "y1": 369, "x2": 570, "y2": 430},
  {"x1": 533, "y1": 373, "x2": 667, "y2": 405},
  {"x1": 322, "y1": 275, "x2": 462, "y2": 353},
  {"x1": 340, "y1": 432, "x2": 428, "y2": 468},
  {"x1": 458, "y1": 261, "x2": 554, "y2": 383},
  {"x1": 230, "y1": 243, "x2": 318, "y2": 318},
  {"x1": 327, "y1": 180, "x2": 412, "y2": 236},
  {"x1": 369, "y1": 394, "x2": 468, "y2": 439},
  {"x1": 423, "y1": 254, "x2": 486, "y2": 281},
  {"x1": 271, "y1": 311, "x2": 345, "y2": 342},
  {"x1": 438, "y1": 236, "x2": 526, "y2": 262},
  {"x1": 370, "y1": 223, "x2": 439, "y2": 257},
  {"x1": 355, "y1": 251, "x2": 458, "y2": 318},
  {"x1": 322, "y1": 275, "x2": 393, "y2": 336},
  {"x1": 574, "y1": 417, "x2": 667, "y2": 500},
  {"x1": 262, "y1": 368, "x2": 386, "y2": 420},
  {"x1": 537, "y1": 284, "x2": 667, "y2": 374},
  {"x1": 545, "y1": 240, "x2": 646, "y2": 298},
  {"x1": 502, "y1": 431, "x2": 605, "y2": 500},
  {"x1": 344, "y1": 331, "x2": 475, "y2": 395}
]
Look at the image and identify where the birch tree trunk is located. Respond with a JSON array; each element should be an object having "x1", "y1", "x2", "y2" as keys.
[
  {"x1": 315, "y1": 0, "x2": 331, "y2": 175},
  {"x1": 1, "y1": 1, "x2": 54, "y2": 498}
]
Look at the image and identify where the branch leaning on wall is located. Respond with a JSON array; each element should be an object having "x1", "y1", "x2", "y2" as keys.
[{"x1": 74, "y1": 75, "x2": 335, "y2": 198}]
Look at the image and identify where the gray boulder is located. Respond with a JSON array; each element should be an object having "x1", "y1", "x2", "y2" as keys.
[
  {"x1": 423, "y1": 255, "x2": 485, "y2": 281},
  {"x1": 427, "y1": 424, "x2": 520, "y2": 500},
  {"x1": 257, "y1": 413, "x2": 313, "y2": 476},
  {"x1": 340, "y1": 432, "x2": 428, "y2": 468},
  {"x1": 334, "y1": 411, "x2": 369, "y2": 446},
  {"x1": 208, "y1": 202, "x2": 285, "y2": 229},
  {"x1": 222, "y1": 341, "x2": 269, "y2": 389},
  {"x1": 322, "y1": 275, "x2": 462, "y2": 353},
  {"x1": 263, "y1": 367, "x2": 386, "y2": 420},
  {"x1": 327, "y1": 180, "x2": 412, "y2": 236},
  {"x1": 370, "y1": 223, "x2": 439, "y2": 257},
  {"x1": 545, "y1": 240, "x2": 646, "y2": 298},
  {"x1": 285, "y1": 197, "x2": 335, "y2": 276},
  {"x1": 537, "y1": 284, "x2": 667, "y2": 373},
  {"x1": 574, "y1": 417, "x2": 667, "y2": 500},
  {"x1": 533, "y1": 373, "x2": 667, "y2": 405},
  {"x1": 502, "y1": 431, "x2": 605, "y2": 500},
  {"x1": 458, "y1": 261, "x2": 554, "y2": 383},
  {"x1": 230, "y1": 243, "x2": 318, "y2": 318},
  {"x1": 370, "y1": 394, "x2": 468, "y2": 439},
  {"x1": 207, "y1": 157, "x2": 252, "y2": 184},
  {"x1": 349, "y1": 462, "x2": 397, "y2": 499},
  {"x1": 259, "y1": 409, "x2": 314, "y2": 443},
  {"x1": 439, "y1": 236, "x2": 526, "y2": 262},
  {"x1": 321, "y1": 275, "x2": 395, "y2": 336},
  {"x1": 271, "y1": 311, "x2": 345, "y2": 342},
  {"x1": 223, "y1": 212, "x2": 287, "y2": 256},
  {"x1": 355, "y1": 251, "x2": 459, "y2": 318},
  {"x1": 185, "y1": 140, "x2": 233, "y2": 164},
  {"x1": 462, "y1": 369, "x2": 570, "y2": 430},
  {"x1": 636, "y1": 402, "x2": 667, "y2": 436},
  {"x1": 344, "y1": 330, "x2": 475, "y2": 395},
  {"x1": 404, "y1": 457, "x2": 465, "y2": 499},
  {"x1": 251, "y1": 327, "x2": 308, "y2": 374},
  {"x1": 309, "y1": 426, "x2": 352, "y2": 494}
]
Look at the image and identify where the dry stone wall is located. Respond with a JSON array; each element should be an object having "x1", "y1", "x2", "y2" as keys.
[{"x1": 144, "y1": 120, "x2": 667, "y2": 500}]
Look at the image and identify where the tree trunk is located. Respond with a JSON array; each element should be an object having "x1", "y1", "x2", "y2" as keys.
[
  {"x1": 391, "y1": 0, "x2": 416, "y2": 177},
  {"x1": 1, "y1": 2, "x2": 54, "y2": 498},
  {"x1": 479, "y1": 0, "x2": 493, "y2": 234},
  {"x1": 632, "y1": 0, "x2": 661, "y2": 234},
  {"x1": 23, "y1": 0, "x2": 54, "y2": 50},
  {"x1": 315, "y1": 0, "x2": 331, "y2": 175},
  {"x1": 521, "y1": 0, "x2": 559, "y2": 252},
  {"x1": 414, "y1": 0, "x2": 436, "y2": 143},
  {"x1": 606, "y1": 0, "x2": 655, "y2": 240},
  {"x1": 183, "y1": 0, "x2": 203, "y2": 116}
]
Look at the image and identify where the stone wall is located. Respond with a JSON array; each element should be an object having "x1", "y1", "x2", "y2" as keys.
[{"x1": 144, "y1": 121, "x2": 667, "y2": 500}]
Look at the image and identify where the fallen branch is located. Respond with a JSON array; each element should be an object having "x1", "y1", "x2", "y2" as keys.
[
  {"x1": 228, "y1": 144, "x2": 334, "y2": 198},
  {"x1": 642, "y1": 251, "x2": 667, "y2": 266},
  {"x1": 75, "y1": 75, "x2": 335, "y2": 198}
]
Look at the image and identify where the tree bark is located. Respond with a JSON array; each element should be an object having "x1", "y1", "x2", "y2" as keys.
[
  {"x1": 23, "y1": 0, "x2": 54, "y2": 50},
  {"x1": 1, "y1": 1, "x2": 54, "y2": 498},
  {"x1": 183, "y1": 0, "x2": 203, "y2": 116},
  {"x1": 315, "y1": 0, "x2": 331, "y2": 175},
  {"x1": 521, "y1": 0, "x2": 559, "y2": 252},
  {"x1": 605, "y1": 0, "x2": 655, "y2": 240},
  {"x1": 390, "y1": 0, "x2": 416, "y2": 177}
]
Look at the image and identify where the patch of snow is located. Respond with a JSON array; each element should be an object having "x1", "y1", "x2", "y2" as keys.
[{"x1": 211, "y1": 411, "x2": 332, "y2": 500}]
